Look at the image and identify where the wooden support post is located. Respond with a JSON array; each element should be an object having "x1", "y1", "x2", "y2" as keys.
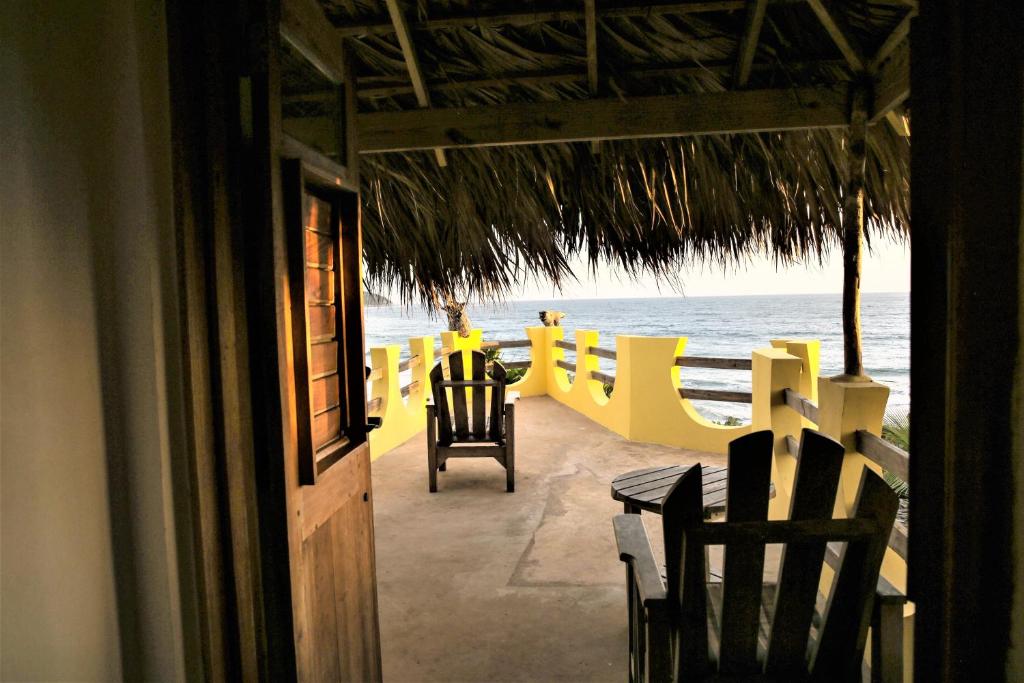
[{"x1": 840, "y1": 86, "x2": 869, "y2": 379}]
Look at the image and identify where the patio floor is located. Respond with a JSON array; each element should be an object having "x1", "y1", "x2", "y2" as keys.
[{"x1": 370, "y1": 396, "x2": 724, "y2": 682}]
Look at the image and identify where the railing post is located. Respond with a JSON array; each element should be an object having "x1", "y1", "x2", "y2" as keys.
[
  {"x1": 439, "y1": 329, "x2": 483, "y2": 355},
  {"x1": 367, "y1": 344, "x2": 402, "y2": 458},
  {"x1": 751, "y1": 348, "x2": 803, "y2": 519},
  {"x1": 616, "y1": 335, "x2": 687, "y2": 444},
  {"x1": 544, "y1": 326, "x2": 567, "y2": 395},
  {"x1": 510, "y1": 326, "x2": 556, "y2": 397},
  {"x1": 771, "y1": 339, "x2": 821, "y2": 404},
  {"x1": 816, "y1": 376, "x2": 890, "y2": 516}
]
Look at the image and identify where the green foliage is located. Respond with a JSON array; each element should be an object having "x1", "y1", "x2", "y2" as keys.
[
  {"x1": 506, "y1": 367, "x2": 527, "y2": 383},
  {"x1": 603, "y1": 383, "x2": 613, "y2": 398},
  {"x1": 881, "y1": 408, "x2": 910, "y2": 499},
  {"x1": 713, "y1": 416, "x2": 744, "y2": 427},
  {"x1": 486, "y1": 346, "x2": 526, "y2": 385}
]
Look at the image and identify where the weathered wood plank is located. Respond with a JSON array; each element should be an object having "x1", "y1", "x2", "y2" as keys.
[
  {"x1": 718, "y1": 430, "x2": 773, "y2": 673},
  {"x1": 855, "y1": 429, "x2": 909, "y2": 482},
  {"x1": 555, "y1": 359, "x2": 576, "y2": 372},
  {"x1": 383, "y1": 0, "x2": 446, "y2": 166},
  {"x1": 280, "y1": 0, "x2": 346, "y2": 83},
  {"x1": 679, "y1": 388, "x2": 753, "y2": 403},
  {"x1": 805, "y1": 0, "x2": 866, "y2": 71},
  {"x1": 502, "y1": 360, "x2": 531, "y2": 370},
  {"x1": 591, "y1": 370, "x2": 616, "y2": 385},
  {"x1": 313, "y1": 406, "x2": 342, "y2": 450},
  {"x1": 554, "y1": 339, "x2": 576, "y2": 351},
  {"x1": 872, "y1": 41, "x2": 909, "y2": 122},
  {"x1": 587, "y1": 345, "x2": 617, "y2": 360},
  {"x1": 356, "y1": 87, "x2": 850, "y2": 153},
  {"x1": 783, "y1": 387, "x2": 819, "y2": 423},
  {"x1": 312, "y1": 374, "x2": 340, "y2": 415},
  {"x1": 675, "y1": 356, "x2": 752, "y2": 370},
  {"x1": 733, "y1": 0, "x2": 768, "y2": 87}
]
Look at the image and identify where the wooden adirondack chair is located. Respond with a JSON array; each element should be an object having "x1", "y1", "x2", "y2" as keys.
[
  {"x1": 614, "y1": 428, "x2": 899, "y2": 682},
  {"x1": 426, "y1": 350, "x2": 518, "y2": 493}
]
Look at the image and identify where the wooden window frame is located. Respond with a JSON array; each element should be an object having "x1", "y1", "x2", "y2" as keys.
[{"x1": 282, "y1": 157, "x2": 366, "y2": 484}]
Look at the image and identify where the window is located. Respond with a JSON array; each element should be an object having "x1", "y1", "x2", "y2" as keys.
[{"x1": 283, "y1": 159, "x2": 366, "y2": 484}]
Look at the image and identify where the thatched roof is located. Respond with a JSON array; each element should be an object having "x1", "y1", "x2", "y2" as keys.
[{"x1": 283, "y1": 0, "x2": 912, "y2": 305}]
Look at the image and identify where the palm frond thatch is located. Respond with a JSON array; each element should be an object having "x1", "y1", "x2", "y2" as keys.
[{"x1": 293, "y1": 1, "x2": 912, "y2": 306}]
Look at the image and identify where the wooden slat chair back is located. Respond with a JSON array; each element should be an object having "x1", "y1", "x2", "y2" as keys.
[
  {"x1": 615, "y1": 428, "x2": 899, "y2": 682},
  {"x1": 426, "y1": 350, "x2": 517, "y2": 493}
]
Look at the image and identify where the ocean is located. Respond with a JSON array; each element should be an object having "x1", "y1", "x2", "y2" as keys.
[{"x1": 364, "y1": 292, "x2": 909, "y2": 424}]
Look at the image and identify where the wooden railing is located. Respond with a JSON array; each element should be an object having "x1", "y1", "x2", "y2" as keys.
[
  {"x1": 779, "y1": 410, "x2": 910, "y2": 564},
  {"x1": 397, "y1": 354, "x2": 422, "y2": 372},
  {"x1": 481, "y1": 339, "x2": 532, "y2": 349},
  {"x1": 678, "y1": 388, "x2": 753, "y2": 403},
  {"x1": 783, "y1": 387, "x2": 820, "y2": 423},
  {"x1": 556, "y1": 344, "x2": 755, "y2": 404}
]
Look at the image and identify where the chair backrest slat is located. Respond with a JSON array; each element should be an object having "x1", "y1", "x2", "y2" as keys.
[
  {"x1": 448, "y1": 352, "x2": 470, "y2": 440},
  {"x1": 663, "y1": 466, "x2": 710, "y2": 678},
  {"x1": 430, "y1": 350, "x2": 508, "y2": 444},
  {"x1": 659, "y1": 428, "x2": 896, "y2": 681},
  {"x1": 718, "y1": 430, "x2": 774, "y2": 673},
  {"x1": 811, "y1": 470, "x2": 899, "y2": 677},
  {"x1": 488, "y1": 361, "x2": 507, "y2": 442},
  {"x1": 429, "y1": 361, "x2": 453, "y2": 444},
  {"x1": 471, "y1": 352, "x2": 487, "y2": 439},
  {"x1": 764, "y1": 429, "x2": 846, "y2": 676}
]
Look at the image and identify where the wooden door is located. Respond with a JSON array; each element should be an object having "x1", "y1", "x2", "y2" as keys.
[{"x1": 281, "y1": 160, "x2": 383, "y2": 682}]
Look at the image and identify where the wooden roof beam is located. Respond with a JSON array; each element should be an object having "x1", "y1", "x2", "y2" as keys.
[
  {"x1": 869, "y1": 9, "x2": 915, "y2": 72},
  {"x1": 336, "y1": 1, "x2": 782, "y2": 38},
  {"x1": 280, "y1": 0, "x2": 346, "y2": 83},
  {"x1": 733, "y1": 0, "x2": 769, "y2": 87},
  {"x1": 384, "y1": 0, "x2": 447, "y2": 166},
  {"x1": 355, "y1": 86, "x2": 850, "y2": 153},
  {"x1": 805, "y1": 0, "x2": 866, "y2": 73},
  {"x1": 871, "y1": 41, "x2": 909, "y2": 123},
  {"x1": 335, "y1": 0, "x2": 917, "y2": 37}
]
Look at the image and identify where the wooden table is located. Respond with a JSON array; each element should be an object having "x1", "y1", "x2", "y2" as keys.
[{"x1": 611, "y1": 464, "x2": 730, "y2": 516}]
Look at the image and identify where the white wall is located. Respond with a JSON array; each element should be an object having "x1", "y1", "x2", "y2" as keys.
[{"x1": 1, "y1": 0, "x2": 190, "y2": 679}]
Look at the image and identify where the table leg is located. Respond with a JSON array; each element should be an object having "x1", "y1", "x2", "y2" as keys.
[{"x1": 624, "y1": 502, "x2": 641, "y2": 514}]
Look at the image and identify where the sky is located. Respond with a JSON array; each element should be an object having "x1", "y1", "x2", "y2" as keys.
[{"x1": 512, "y1": 236, "x2": 910, "y2": 300}]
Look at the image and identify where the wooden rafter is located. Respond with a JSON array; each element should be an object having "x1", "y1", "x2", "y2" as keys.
[
  {"x1": 871, "y1": 41, "x2": 909, "y2": 122},
  {"x1": 355, "y1": 86, "x2": 850, "y2": 153},
  {"x1": 584, "y1": 0, "x2": 599, "y2": 94},
  {"x1": 278, "y1": 58, "x2": 846, "y2": 101},
  {"x1": 384, "y1": 0, "x2": 447, "y2": 166},
  {"x1": 869, "y1": 9, "x2": 914, "y2": 71},
  {"x1": 805, "y1": 0, "x2": 866, "y2": 72},
  {"x1": 335, "y1": 0, "x2": 917, "y2": 36},
  {"x1": 733, "y1": 0, "x2": 769, "y2": 87},
  {"x1": 280, "y1": 0, "x2": 346, "y2": 83}
]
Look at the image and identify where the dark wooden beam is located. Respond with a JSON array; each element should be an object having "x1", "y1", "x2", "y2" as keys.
[
  {"x1": 333, "y1": 0, "x2": 917, "y2": 36},
  {"x1": 280, "y1": 0, "x2": 346, "y2": 83},
  {"x1": 733, "y1": 0, "x2": 768, "y2": 87},
  {"x1": 869, "y1": 9, "x2": 914, "y2": 72},
  {"x1": 584, "y1": 0, "x2": 599, "y2": 94},
  {"x1": 805, "y1": 0, "x2": 866, "y2": 72},
  {"x1": 355, "y1": 86, "x2": 849, "y2": 152},
  {"x1": 871, "y1": 41, "x2": 909, "y2": 123},
  {"x1": 384, "y1": 0, "x2": 447, "y2": 166}
]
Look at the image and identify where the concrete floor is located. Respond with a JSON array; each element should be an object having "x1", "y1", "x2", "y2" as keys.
[{"x1": 370, "y1": 396, "x2": 724, "y2": 683}]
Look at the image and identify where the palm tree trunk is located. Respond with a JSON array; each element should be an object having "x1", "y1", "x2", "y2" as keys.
[{"x1": 841, "y1": 87, "x2": 869, "y2": 379}]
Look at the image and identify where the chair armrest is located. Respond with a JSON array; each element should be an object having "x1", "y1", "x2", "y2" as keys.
[
  {"x1": 613, "y1": 514, "x2": 667, "y2": 605},
  {"x1": 505, "y1": 391, "x2": 520, "y2": 405}
]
